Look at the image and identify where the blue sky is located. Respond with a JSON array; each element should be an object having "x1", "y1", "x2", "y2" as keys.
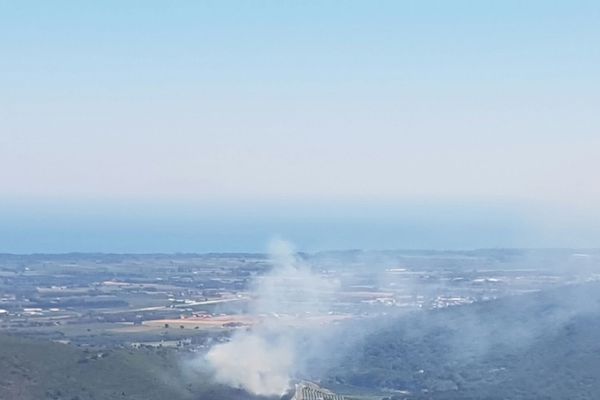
[{"x1": 1, "y1": 1, "x2": 599, "y2": 252}]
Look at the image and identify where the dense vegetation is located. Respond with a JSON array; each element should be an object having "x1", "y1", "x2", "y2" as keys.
[
  {"x1": 325, "y1": 282, "x2": 600, "y2": 399},
  {"x1": 0, "y1": 334, "x2": 262, "y2": 400}
]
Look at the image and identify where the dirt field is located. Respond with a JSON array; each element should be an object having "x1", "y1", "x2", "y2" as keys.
[{"x1": 143, "y1": 314, "x2": 256, "y2": 329}]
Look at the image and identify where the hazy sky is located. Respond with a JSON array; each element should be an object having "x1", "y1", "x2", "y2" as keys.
[{"x1": 1, "y1": 1, "x2": 599, "y2": 252}]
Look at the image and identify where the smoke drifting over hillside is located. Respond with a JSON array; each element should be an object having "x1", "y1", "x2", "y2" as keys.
[
  {"x1": 197, "y1": 246, "x2": 600, "y2": 398},
  {"x1": 203, "y1": 240, "x2": 339, "y2": 396}
]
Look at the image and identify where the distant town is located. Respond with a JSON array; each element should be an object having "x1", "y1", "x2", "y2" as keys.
[{"x1": 1, "y1": 249, "x2": 598, "y2": 351}]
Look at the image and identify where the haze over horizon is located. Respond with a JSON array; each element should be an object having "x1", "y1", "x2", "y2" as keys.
[{"x1": 2, "y1": 1, "x2": 599, "y2": 252}]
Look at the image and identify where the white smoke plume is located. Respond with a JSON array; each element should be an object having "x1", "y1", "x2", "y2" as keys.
[
  {"x1": 205, "y1": 333, "x2": 294, "y2": 396},
  {"x1": 203, "y1": 239, "x2": 339, "y2": 397}
]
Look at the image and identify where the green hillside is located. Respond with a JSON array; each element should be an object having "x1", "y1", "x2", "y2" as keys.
[
  {"x1": 0, "y1": 334, "x2": 256, "y2": 400},
  {"x1": 325, "y1": 282, "x2": 600, "y2": 399}
]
